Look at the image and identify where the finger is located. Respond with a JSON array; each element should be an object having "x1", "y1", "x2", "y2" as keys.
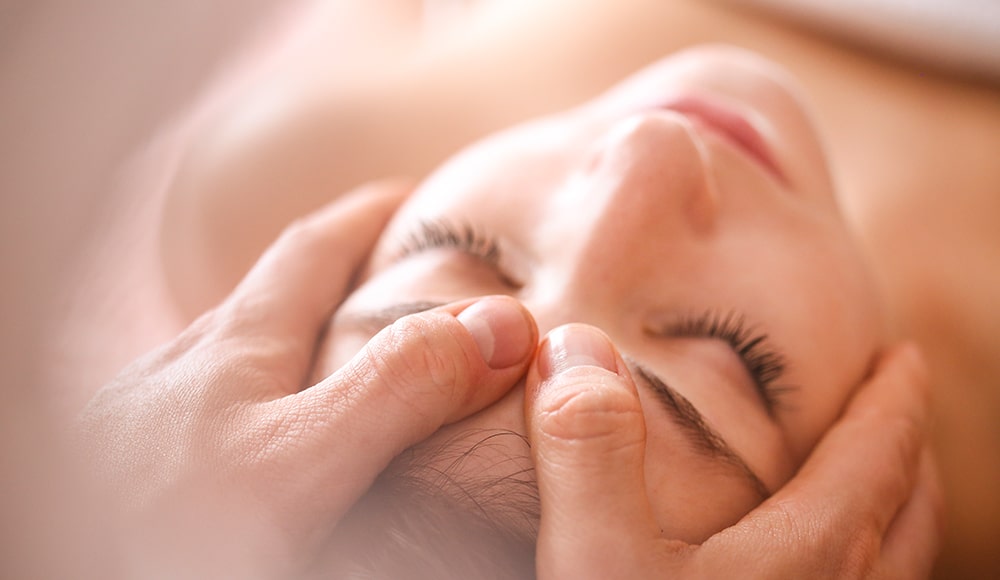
[
  {"x1": 215, "y1": 180, "x2": 409, "y2": 365},
  {"x1": 525, "y1": 324, "x2": 667, "y2": 579},
  {"x1": 285, "y1": 295, "x2": 537, "y2": 518},
  {"x1": 722, "y1": 344, "x2": 931, "y2": 564},
  {"x1": 879, "y1": 448, "x2": 946, "y2": 579},
  {"x1": 786, "y1": 344, "x2": 930, "y2": 531}
]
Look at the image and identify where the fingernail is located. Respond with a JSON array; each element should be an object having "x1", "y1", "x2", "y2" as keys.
[
  {"x1": 457, "y1": 297, "x2": 535, "y2": 369},
  {"x1": 537, "y1": 324, "x2": 618, "y2": 380}
]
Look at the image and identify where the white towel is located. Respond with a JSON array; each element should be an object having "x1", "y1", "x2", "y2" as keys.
[{"x1": 725, "y1": 0, "x2": 1000, "y2": 82}]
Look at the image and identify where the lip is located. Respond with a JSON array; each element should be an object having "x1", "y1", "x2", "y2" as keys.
[{"x1": 655, "y1": 95, "x2": 787, "y2": 184}]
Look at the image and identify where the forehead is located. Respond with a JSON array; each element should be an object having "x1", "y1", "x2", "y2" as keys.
[{"x1": 416, "y1": 114, "x2": 584, "y2": 203}]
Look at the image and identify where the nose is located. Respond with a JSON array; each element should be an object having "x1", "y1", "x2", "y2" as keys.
[
  {"x1": 582, "y1": 111, "x2": 718, "y2": 235},
  {"x1": 532, "y1": 112, "x2": 717, "y2": 323}
]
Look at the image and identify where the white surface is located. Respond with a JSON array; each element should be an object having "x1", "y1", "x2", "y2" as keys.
[{"x1": 728, "y1": 0, "x2": 1000, "y2": 80}]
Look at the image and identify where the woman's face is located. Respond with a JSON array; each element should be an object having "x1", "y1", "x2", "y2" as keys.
[{"x1": 316, "y1": 46, "x2": 884, "y2": 543}]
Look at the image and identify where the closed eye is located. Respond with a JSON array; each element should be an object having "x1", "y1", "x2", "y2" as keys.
[
  {"x1": 651, "y1": 310, "x2": 797, "y2": 415},
  {"x1": 397, "y1": 220, "x2": 500, "y2": 266},
  {"x1": 394, "y1": 219, "x2": 521, "y2": 288}
]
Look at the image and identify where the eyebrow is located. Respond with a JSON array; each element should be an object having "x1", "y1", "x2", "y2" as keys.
[
  {"x1": 627, "y1": 359, "x2": 771, "y2": 500},
  {"x1": 339, "y1": 302, "x2": 772, "y2": 500}
]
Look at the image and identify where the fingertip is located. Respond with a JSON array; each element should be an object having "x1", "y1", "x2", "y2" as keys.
[
  {"x1": 347, "y1": 177, "x2": 414, "y2": 208},
  {"x1": 849, "y1": 341, "x2": 932, "y2": 428},
  {"x1": 526, "y1": 324, "x2": 641, "y2": 445},
  {"x1": 456, "y1": 296, "x2": 537, "y2": 369},
  {"x1": 289, "y1": 179, "x2": 411, "y2": 235},
  {"x1": 536, "y1": 324, "x2": 620, "y2": 380}
]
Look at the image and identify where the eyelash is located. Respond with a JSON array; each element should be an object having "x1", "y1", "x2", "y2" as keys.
[
  {"x1": 397, "y1": 220, "x2": 502, "y2": 265},
  {"x1": 398, "y1": 222, "x2": 791, "y2": 413},
  {"x1": 668, "y1": 310, "x2": 792, "y2": 413}
]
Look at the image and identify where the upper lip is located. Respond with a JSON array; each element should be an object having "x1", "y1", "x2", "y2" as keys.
[{"x1": 655, "y1": 95, "x2": 787, "y2": 184}]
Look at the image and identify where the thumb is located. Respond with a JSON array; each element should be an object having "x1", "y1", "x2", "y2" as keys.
[
  {"x1": 525, "y1": 324, "x2": 667, "y2": 579},
  {"x1": 281, "y1": 296, "x2": 537, "y2": 518}
]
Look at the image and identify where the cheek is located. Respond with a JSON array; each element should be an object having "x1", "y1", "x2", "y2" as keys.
[
  {"x1": 776, "y1": 237, "x2": 883, "y2": 442},
  {"x1": 643, "y1": 422, "x2": 763, "y2": 543},
  {"x1": 639, "y1": 387, "x2": 765, "y2": 543}
]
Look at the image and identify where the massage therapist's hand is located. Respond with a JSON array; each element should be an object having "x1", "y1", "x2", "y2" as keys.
[
  {"x1": 526, "y1": 324, "x2": 943, "y2": 579},
  {"x1": 76, "y1": 183, "x2": 538, "y2": 578}
]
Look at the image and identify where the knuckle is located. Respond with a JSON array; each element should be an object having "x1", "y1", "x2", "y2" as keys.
[
  {"x1": 535, "y1": 370, "x2": 644, "y2": 445},
  {"x1": 166, "y1": 304, "x2": 231, "y2": 352},
  {"x1": 225, "y1": 404, "x2": 316, "y2": 469},
  {"x1": 208, "y1": 296, "x2": 266, "y2": 341},
  {"x1": 360, "y1": 313, "x2": 475, "y2": 416},
  {"x1": 762, "y1": 498, "x2": 826, "y2": 552}
]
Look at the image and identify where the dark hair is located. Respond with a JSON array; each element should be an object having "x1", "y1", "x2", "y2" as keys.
[{"x1": 311, "y1": 430, "x2": 538, "y2": 579}]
